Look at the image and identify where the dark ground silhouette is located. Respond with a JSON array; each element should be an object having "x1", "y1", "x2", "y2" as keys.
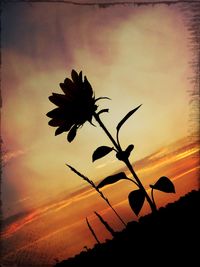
[{"x1": 54, "y1": 190, "x2": 199, "y2": 267}]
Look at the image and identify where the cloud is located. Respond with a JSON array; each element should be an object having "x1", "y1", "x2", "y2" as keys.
[{"x1": 2, "y1": 149, "x2": 27, "y2": 165}]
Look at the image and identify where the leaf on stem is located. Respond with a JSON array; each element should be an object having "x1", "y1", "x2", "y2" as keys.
[
  {"x1": 92, "y1": 146, "x2": 113, "y2": 162},
  {"x1": 97, "y1": 109, "x2": 109, "y2": 116},
  {"x1": 128, "y1": 189, "x2": 145, "y2": 216},
  {"x1": 95, "y1": 97, "x2": 111, "y2": 103},
  {"x1": 150, "y1": 176, "x2": 175, "y2": 193},
  {"x1": 97, "y1": 172, "x2": 128, "y2": 189},
  {"x1": 116, "y1": 104, "x2": 142, "y2": 133},
  {"x1": 125, "y1": 144, "x2": 134, "y2": 157}
]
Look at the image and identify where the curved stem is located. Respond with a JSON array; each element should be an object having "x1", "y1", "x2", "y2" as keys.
[
  {"x1": 94, "y1": 113, "x2": 120, "y2": 151},
  {"x1": 94, "y1": 112, "x2": 157, "y2": 213},
  {"x1": 86, "y1": 217, "x2": 100, "y2": 245},
  {"x1": 124, "y1": 158, "x2": 157, "y2": 213},
  {"x1": 67, "y1": 164, "x2": 126, "y2": 227},
  {"x1": 151, "y1": 188, "x2": 157, "y2": 210},
  {"x1": 104, "y1": 199, "x2": 127, "y2": 227},
  {"x1": 116, "y1": 130, "x2": 122, "y2": 151}
]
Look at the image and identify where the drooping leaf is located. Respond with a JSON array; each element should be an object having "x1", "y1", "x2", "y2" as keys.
[
  {"x1": 125, "y1": 144, "x2": 134, "y2": 157},
  {"x1": 97, "y1": 172, "x2": 128, "y2": 189},
  {"x1": 92, "y1": 146, "x2": 113, "y2": 162},
  {"x1": 95, "y1": 97, "x2": 111, "y2": 103},
  {"x1": 116, "y1": 104, "x2": 142, "y2": 133},
  {"x1": 150, "y1": 176, "x2": 175, "y2": 193},
  {"x1": 97, "y1": 109, "x2": 109, "y2": 116},
  {"x1": 128, "y1": 189, "x2": 145, "y2": 216},
  {"x1": 67, "y1": 125, "x2": 77, "y2": 142}
]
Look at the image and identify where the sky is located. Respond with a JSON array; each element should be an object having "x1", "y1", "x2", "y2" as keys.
[
  {"x1": 1, "y1": 1, "x2": 199, "y2": 266},
  {"x1": 0, "y1": 0, "x2": 197, "y2": 222},
  {"x1": 1, "y1": 137, "x2": 199, "y2": 266}
]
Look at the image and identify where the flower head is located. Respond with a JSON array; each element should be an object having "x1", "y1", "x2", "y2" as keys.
[{"x1": 47, "y1": 70, "x2": 98, "y2": 142}]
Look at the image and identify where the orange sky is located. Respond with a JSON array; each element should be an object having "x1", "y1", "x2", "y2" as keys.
[
  {"x1": 1, "y1": 137, "x2": 199, "y2": 266},
  {"x1": 1, "y1": 1, "x2": 199, "y2": 266}
]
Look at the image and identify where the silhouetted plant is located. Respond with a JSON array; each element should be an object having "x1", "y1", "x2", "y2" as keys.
[
  {"x1": 67, "y1": 164, "x2": 126, "y2": 226},
  {"x1": 94, "y1": 211, "x2": 116, "y2": 237},
  {"x1": 47, "y1": 69, "x2": 176, "y2": 216},
  {"x1": 150, "y1": 176, "x2": 175, "y2": 210},
  {"x1": 86, "y1": 217, "x2": 100, "y2": 245},
  {"x1": 46, "y1": 70, "x2": 108, "y2": 141}
]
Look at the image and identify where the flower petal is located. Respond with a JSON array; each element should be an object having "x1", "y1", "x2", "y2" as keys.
[
  {"x1": 67, "y1": 125, "x2": 77, "y2": 142},
  {"x1": 47, "y1": 70, "x2": 97, "y2": 138},
  {"x1": 59, "y1": 83, "x2": 68, "y2": 95},
  {"x1": 49, "y1": 93, "x2": 67, "y2": 106},
  {"x1": 61, "y1": 78, "x2": 76, "y2": 95},
  {"x1": 48, "y1": 118, "x2": 65, "y2": 127},
  {"x1": 63, "y1": 78, "x2": 75, "y2": 88},
  {"x1": 55, "y1": 124, "x2": 72, "y2": 136},
  {"x1": 55, "y1": 126, "x2": 66, "y2": 136},
  {"x1": 71, "y1": 70, "x2": 79, "y2": 83},
  {"x1": 79, "y1": 71, "x2": 83, "y2": 83},
  {"x1": 46, "y1": 108, "x2": 62, "y2": 118},
  {"x1": 84, "y1": 76, "x2": 93, "y2": 98}
]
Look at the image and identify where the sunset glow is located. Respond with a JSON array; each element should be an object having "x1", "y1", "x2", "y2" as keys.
[{"x1": 1, "y1": 1, "x2": 199, "y2": 267}]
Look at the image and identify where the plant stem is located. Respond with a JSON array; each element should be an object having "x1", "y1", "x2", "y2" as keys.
[
  {"x1": 67, "y1": 164, "x2": 127, "y2": 227},
  {"x1": 94, "y1": 112, "x2": 157, "y2": 213},
  {"x1": 124, "y1": 158, "x2": 157, "y2": 213},
  {"x1": 104, "y1": 197, "x2": 127, "y2": 227},
  {"x1": 86, "y1": 217, "x2": 101, "y2": 245},
  {"x1": 94, "y1": 113, "x2": 120, "y2": 150},
  {"x1": 151, "y1": 188, "x2": 157, "y2": 210},
  {"x1": 94, "y1": 211, "x2": 116, "y2": 237}
]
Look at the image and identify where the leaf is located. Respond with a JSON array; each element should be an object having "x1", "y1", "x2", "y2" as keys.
[
  {"x1": 150, "y1": 176, "x2": 175, "y2": 193},
  {"x1": 67, "y1": 125, "x2": 77, "y2": 142},
  {"x1": 92, "y1": 146, "x2": 113, "y2": 162},
  {"x1": 95, "y1": 97, "x2": 111, "y2": 103},
  {"x1": 125, "y1": 144, "x2": 134, "y2": 157},
  {"x1": 128, "y1": 189, "x2": 145, "y2": 216},
  {"x1": 116, "y1": 104, "x2": 142, "y2": 133},
  {"x1": 97, "y1": 109, "x2": 109, "y2": 116},
  {"x1": 97, "y1": 172, "x2": 128, "y2": 189}
]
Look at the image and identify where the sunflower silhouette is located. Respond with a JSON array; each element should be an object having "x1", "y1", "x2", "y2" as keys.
[
  {"x1": 46, "y1": 68, "x2": 174, "y2": 219},
  {"x1": 47, "y1": 70, "x2": 99, "y2": 142}
]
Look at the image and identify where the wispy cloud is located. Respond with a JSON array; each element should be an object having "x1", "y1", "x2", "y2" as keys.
[
  {"x1": 96, "y1": 163, "x2": 107, "y2": 169},
  {"x1": 2, "y1": 137, "x2": 199, "y2": 240},
  {"x1": 1, "y1": 187, "x2": 96, "y2": 239},
  {"x1": 95, "y1": 159, "x2": 117, "y2": 169},
  {"x1": 2, "y1": 149, "x2": 27, "y2": 165}
]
